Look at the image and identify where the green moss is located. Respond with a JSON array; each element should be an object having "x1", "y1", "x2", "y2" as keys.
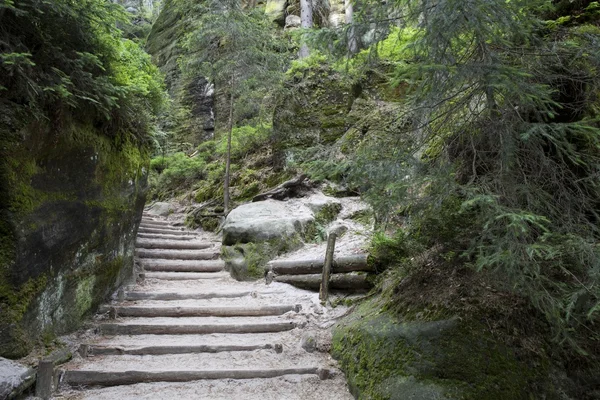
[
  {"x1": 238, "y1": 182, "x2": 260, "y2": 200},
  {"x1": 222, "y1": 235, "x2": 303, "y2": 281},
  {"x1": 92, "y1": 256, "x2": 126, "y2": 308},
  {"x1": 97, "y1": 138, "x2": 148, "y2": 198},
  {"x1": 315, "y1": 202, "x2": 342, "y2": 225},
  {"x1": 302, "y1": 220, "x2": 327, "y2": 243},
  {"x1": 333, "y1": 299, "x2": 557, "y2": 400},
  {"x1": 75, "y1": 275, "x2": 96, "y2": 318},
  {"x1": 194, "y1": 181, "x2": 217, "y2": 203},
  {"x1": 350, "y1": 209, "x2": 375, "y2": 227},
  {"x1": 186, "y1": 213, "x2": 220, "y2": 232}
]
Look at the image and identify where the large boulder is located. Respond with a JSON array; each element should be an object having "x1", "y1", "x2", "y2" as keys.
[
  {"x1": 266, "y1": 0, "x2": 287, "y2": 26},
  {"x1": 222, "y1": 200, "x2": 314, "y2": 246},
  {"x1": 333, "y1": 293, "x2": 568, "y2": 399},
  {"x1": 0, "y1": 358, "x2": 34, "y2": 399},
  {"x1": 146, "y1": 201, "x2": 175, "y2": 217},
  {"x1": 222, "y1": 200, "x2": 314, "y2": 281}
]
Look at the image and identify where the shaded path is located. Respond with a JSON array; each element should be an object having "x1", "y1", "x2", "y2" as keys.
[{"x1": 56, "y1": 214, "x2": 353, "y2": 399}]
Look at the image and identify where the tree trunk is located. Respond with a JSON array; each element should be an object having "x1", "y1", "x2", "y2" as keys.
[
  {"x1": 345, "y1": 0, "x2": 358, "y2": 54},
  {"x1": 299, "y1": 0, "x2": 313, "y2": 58},
  {"x1": 224, "y1": 80, "x2": 234, "y2": 214}
]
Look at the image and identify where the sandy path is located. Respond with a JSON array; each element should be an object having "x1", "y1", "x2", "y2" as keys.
[{"x1": 54, "y1": 214, "x2": 353, "y2": 400}]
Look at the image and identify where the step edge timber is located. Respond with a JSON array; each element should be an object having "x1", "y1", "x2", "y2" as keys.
[
  {"x1": 135, "y1": 241, "x2": 213, "y2": 250},
  {"x1": 78, "y1": 343, "x2": 284, "y2": 356},
  {"x1": 61, "y1": 367, "x2": 331, "y2": 387},
  {"x1": 98, "y1": 321, "x2": 298, "y2": 335},
  {"x1": 98, "y1": 304, "x2": 302, "y2": 317},
  {"x1": 140, "y1": 224, "x2": 177, "y2": 229},
  {"x1": 124, "y1": 291, "x2": 253, "y2": 300},
  {"x1": 135, "y1": 250, "x2": 220, "y2": 260},
  {"x1": 139, "y1": 225, "x2": 185, "y2": 231},
  {"x1": 136, "y1": 234, "x2": 197, "y2": 241},
  {"x1": 140, "y1": 272, "x2": 226, "y2": 280},
  {"x1": 142, "y1": 265, "x2": 224, "y2": 273},
  {"x1": 140, "y1": 259, "x2": 225, "y2": 266}
]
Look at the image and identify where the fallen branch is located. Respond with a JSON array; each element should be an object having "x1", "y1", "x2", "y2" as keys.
[{"x1": 252, "y1": 174, "x2": 309, "y2": 202}]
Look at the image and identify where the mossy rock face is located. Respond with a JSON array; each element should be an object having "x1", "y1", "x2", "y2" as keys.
[
  {"x1": 147, "y1": 0, "x2": 214, "y2": 145},
  {"x1": 333, "y1": 300, "x2": 558, "y2": 400},
  {"x1": 0, "y1": 122, "x2": 147, "y2": 358},
  {"x1": 186, "y1": 212, "x2": 221, "y2": 233},
  {"x1": 222, "y1": 236, "x2": 303, "y2": 281},
  {"x1": 272, "y1": 66, "x2": 354, "y2": 168}
]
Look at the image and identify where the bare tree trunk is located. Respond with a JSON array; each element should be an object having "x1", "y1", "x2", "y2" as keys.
[
  {"x1": 299, "y1": 0, "x2": 313, "y2": 58},
  {"x1": 345, "y1": 0, "x2": 358, "y2": 54},
  {"x1": 224, "y1": 78, "x2": 234, "y2": 214}
]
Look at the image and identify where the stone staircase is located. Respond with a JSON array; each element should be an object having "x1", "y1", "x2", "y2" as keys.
[{"x1": 56, "y1": 214, "x2": 353, "y2": 399}]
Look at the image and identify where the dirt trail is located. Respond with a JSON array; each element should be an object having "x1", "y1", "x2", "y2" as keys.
[{"x1": 55, "y1": 214, "x2": 354, "y2": 400}]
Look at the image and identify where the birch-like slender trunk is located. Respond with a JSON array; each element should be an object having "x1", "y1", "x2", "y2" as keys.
[
  {"x1": 299, "y1": 0, "x2": 313, "y2": 58},
  {"x1": 345, "y1": 0, "x2": 358, "y2": 54},
  {"x1": 224, "y1": 77, "x2": 235, "y2": 214}
]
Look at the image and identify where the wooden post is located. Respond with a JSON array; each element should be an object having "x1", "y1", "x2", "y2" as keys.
[
  {"x1": 35, "y1": 360, "x2": 54, "y2": 399},
  {"x1": 320, "y1": 233, "x2": 337, "y2": 304}
]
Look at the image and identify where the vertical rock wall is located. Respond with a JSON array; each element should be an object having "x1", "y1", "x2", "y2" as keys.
[
  {"x1": 0, "y1": 117, "x2": 148, "y2": 358},
  {"x1": 146, "y1": 0, "x2": 215, "y2": 147}
]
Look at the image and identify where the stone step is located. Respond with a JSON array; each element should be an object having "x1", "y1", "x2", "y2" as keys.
[
  {"x1": 269, "y1": 254, "x2": 372, "y2": 275},
  {"x1": 78, "y1": 343, "x2": 283, "y2": 356},
  {"x1": 138, "y1": 227, "x2": 195, "y2": 236},
  {"x1": 87, "y1": 333, "x2": 295, "y2": 349},
  {"x1": 142, "y1": 272, "x2": 226, "y2": 280},
  {"x1": 137, "y1": 233, "x2": 197, "y2": 241},
  {"x1": 124, "y1": 291, "x2": 254, "y2": 301},
  {"x1": 61, "y1": 368, "x2": 330, "y2": 387},
  {"x1": 140, "y1": 220, "x2": 178, "y2": 227},
  {"x1": 98, "y1": 304, "x2": 301, "y2": 318},
  {"x1": 139, "y1": 224, "x2": 184, "y2": 232},
  {"x1": 136, "y1": 249, "x2": 220, "y2": 260},
  {"x1": 273, "y1": 273, "x2": 373, "y2": 291},
  {"x1": 141, "y1": 259, "x2": 225, "y2": 273},
  {"x1": 135, "y1": 240, "x2": 212, "y2": 250},
  {"x1": 99, "y1": 321, "x2": 297, "y2": 335}
]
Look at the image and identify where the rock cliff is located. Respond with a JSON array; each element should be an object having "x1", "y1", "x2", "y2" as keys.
[{"x1": 0, "y1": 120, "x2": 149, "y2": 358}]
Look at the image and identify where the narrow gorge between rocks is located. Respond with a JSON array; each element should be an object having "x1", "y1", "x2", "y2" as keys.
[{"x1": 2, "y1": 1, "x2": 600, "y2": 399}]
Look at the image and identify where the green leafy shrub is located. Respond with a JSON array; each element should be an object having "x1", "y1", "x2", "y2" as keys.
[
  {"x1": 149, "y1": 153, "x2": 206, "y2": 199},
  {"x1": 215, "y1": 125, "x2": 271, "y2": 160},
  {"x1": 369, "y1": 231, "x2": 412, "y2": 272},
  {"x1": 0, "y1": 0, "x2": 167, "y2": 143}
]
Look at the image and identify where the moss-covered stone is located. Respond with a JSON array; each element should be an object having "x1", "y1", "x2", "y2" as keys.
[
  {"x1": 222, "y1": 235, "x2": 303, "y2": 281},
  {"x1": 314, "y1": 202, "x2": 342, "y2": 225},
  {"x1": 0, "y1": 121, "x2": 147, "y2": 358},
  {"x1": 272, "y1": 65, "x2": 355, "y2": 169},
  {"x1": 333, "y1": 299, "x2": 559, "y2": 400}
]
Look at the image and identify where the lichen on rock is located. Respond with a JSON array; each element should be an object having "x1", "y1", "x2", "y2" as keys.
[{"x1": 0, "y1": 122, "x2": 148, "y2": 358}]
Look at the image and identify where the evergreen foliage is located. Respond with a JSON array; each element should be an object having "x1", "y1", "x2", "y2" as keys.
[
  {"x1": 181, "y1": 0, "x2": 290, "y2": 128},
  {"x1": 0, "y1": 0, "x2": 167, "y2": 143},
  {"x1": 316, "y1": 0, "x2": 600, "y2": 352},
  {"x1": 181, "y1": 0, "x2": 290, "y2": 211}
]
